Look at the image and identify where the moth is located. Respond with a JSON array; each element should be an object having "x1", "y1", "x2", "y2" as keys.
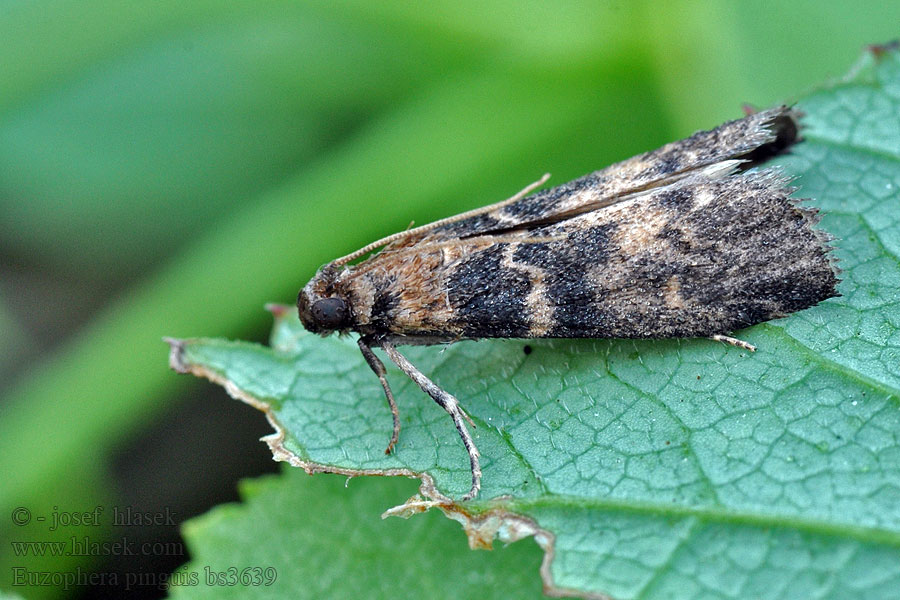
[{"x1": 297, "y1": 106, "x2": 839, "y2": 500}]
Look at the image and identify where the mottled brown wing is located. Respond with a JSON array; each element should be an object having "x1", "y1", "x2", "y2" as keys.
[
  {"x1": 344, "y1": 164, "x2": 837, "y2": 341},
  {"x1": 383, "y1": 107, "x2": 798, "y2": 253}
]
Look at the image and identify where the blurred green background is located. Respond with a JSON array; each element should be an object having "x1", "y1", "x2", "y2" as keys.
[{"x1": 1, "y1": 1, "x2": 898, "y2": 598}]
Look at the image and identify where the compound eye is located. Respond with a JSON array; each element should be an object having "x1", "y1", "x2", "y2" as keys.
[{"x1": 311, "y1": 297, "x2": 349, "y2": 329}]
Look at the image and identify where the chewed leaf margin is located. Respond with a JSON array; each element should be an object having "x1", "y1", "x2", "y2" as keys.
[{"x1": 166, "y1": 334, "x2": 597, "y2": 599}]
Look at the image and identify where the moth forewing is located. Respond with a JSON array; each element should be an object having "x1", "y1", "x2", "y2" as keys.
[{"x1": 296, "y1": 106, "x2": 839, "y2": 500}]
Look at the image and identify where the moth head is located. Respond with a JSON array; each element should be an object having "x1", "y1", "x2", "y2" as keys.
[{"x1": 297, "y1": 266, "x2": 351, "y2": 335}]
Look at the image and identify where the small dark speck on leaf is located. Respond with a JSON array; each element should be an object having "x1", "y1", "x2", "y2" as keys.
[{"x1": 523, "y1": 345, "x2": 533, "y2": 355}]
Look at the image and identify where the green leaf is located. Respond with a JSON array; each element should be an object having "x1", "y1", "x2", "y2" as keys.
[
  {"x1": 168, "y1": 470, "x2": 545, "y2": 599},
  {"x1": 170, "y1": 47, "x2": 900, "y2": 599}
]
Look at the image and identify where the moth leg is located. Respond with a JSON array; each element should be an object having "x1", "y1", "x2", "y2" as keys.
[
  {"x1": 457, "y1": 404, "x2": 476, "y2": 428},
  {"x1": 380, "y1": 341, "x2": 482, "y2": 501},
  {"x1": 710, "y1": 334, "x2": 757, "y2": 352},
  {"x1": 358, "y1": 336, "x2": 401, "y2": 454}
]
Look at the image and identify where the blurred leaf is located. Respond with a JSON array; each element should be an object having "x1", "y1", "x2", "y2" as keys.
[
  {"x1": 316, "y1": 0, "x2": 632, "y2": 67},
  {"x1": 169, "y1": 470, "x2": 545, "y2": 599},
  {"x1": 0, "y1": 459, "x2": 115, "y2": 600},
  {"x1": 0, "y1": 0, "x2": 443, "y2": 115},
  {"x1": 0, "y1": 6, "x2": 461, "y2": 276},
  {"x1": 0, "y1": 292, "x2": 33, "y2": 381},
  {"x1": 169, "y1": 48, "x2": 900, "y2": 599},
  {"x1": 638, "y1": 1, "x2": 900, "y2": 131}
]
